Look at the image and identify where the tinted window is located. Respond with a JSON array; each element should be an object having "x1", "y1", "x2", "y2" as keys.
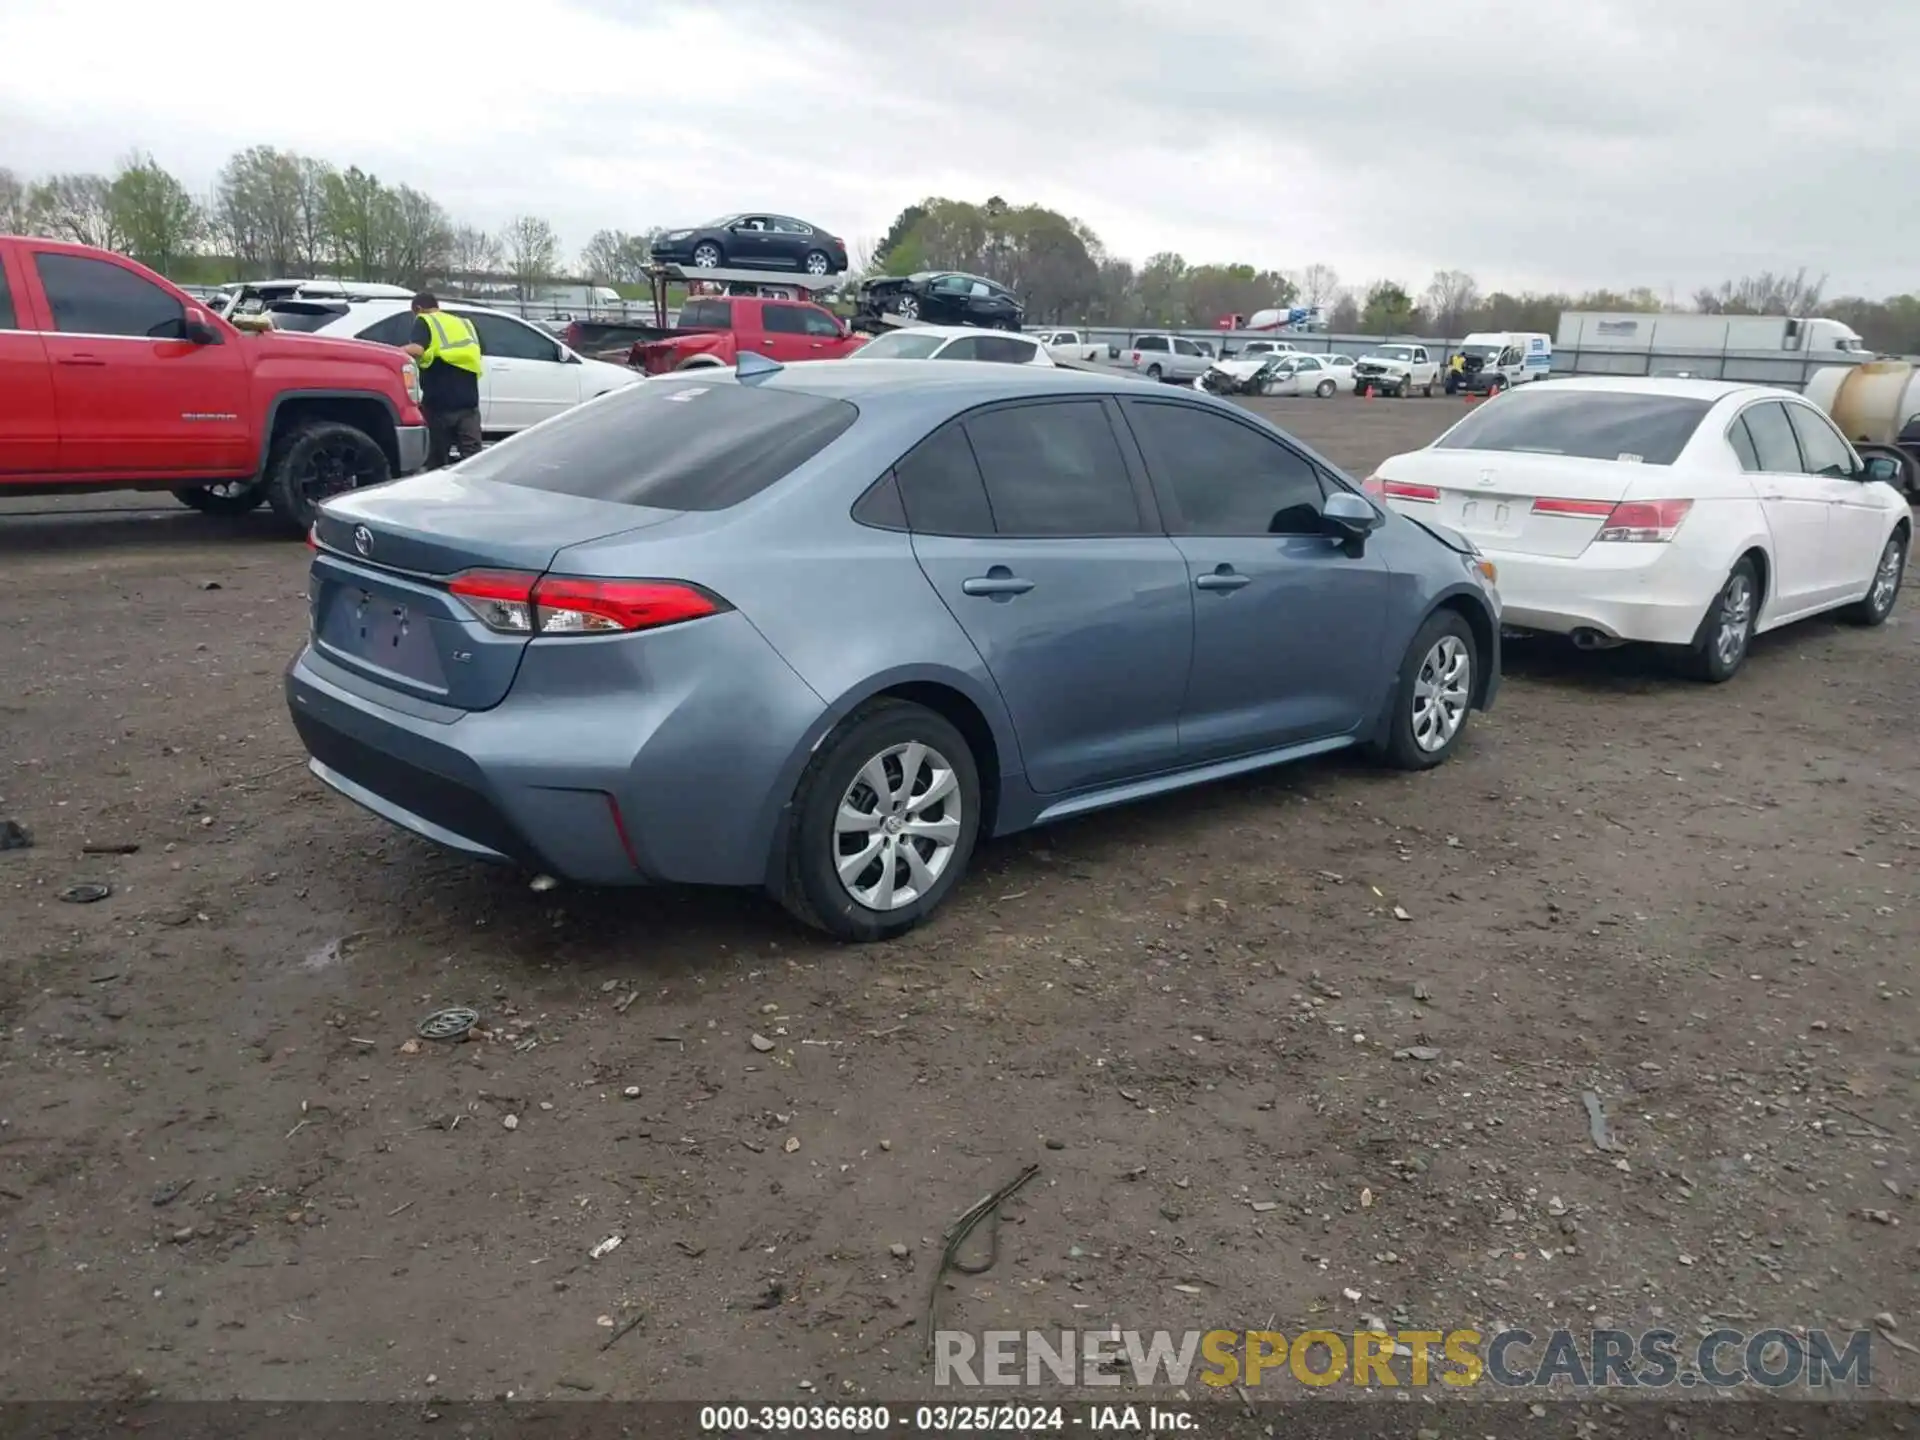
[
  {"x1": 0, "y1": 262, "x2": 14, "y2": 329},
  {"x1": 1785, "y1": 403, "x2": 1857, "y2": 478},
  {"x1": 761, "y1": 305, "x2": 809, "y2": 335},
  {"x1": 459, "y1": 378, "x2": 856, "y2": 509},
  {"x1": 264, "y1": 304, "x2": 345, "y2": 332},
  {"x1": 1135, "y1": 336, "x2": 1168, "y2": 352},
  {"x1": 358, "y1": 312, "x2": 417, "y2": 347},
  {"x1": 466, "y1": 312, "x2": 559, "y2": 362},
  {"x1": 939, "y1": 335, "x2": 985, "y2": 360},
  {"x1": 1740, "y1": 402, "x2": 1804, "y2": 472},
  {"x1": 964, "y1": 401, "x2": 1141, "y2": 536},
  {"x1": 981, "y1": 337, "x2": 1039, "y2": 364},
  {"x1": 679, "y1": 299, "x2": 732, "y2": 328},
  {"x1": 895, "y1": 423, "x2": 994, "y2": 536},
  {"x1": 1433, "y1": 390, "x2": 1711, "y2": 466},
  {"x1": 1727, "y1": 415, "x2": 1762, "y2": 471},
  {"x1": 1126, "y1": 401, "x2": 1326, "y2": 536},
  {"x1": 1173, "y1": 339, "x2": 1201, "y2": 356},
  {"x1": 1294, "y1": 357, "x2": 1322, "y2": 372},
  {"x1": 800, "y1": 308, "x2": 842, "y2": 339},
  {"x1": 35, "y1": 253, "x2": 185, "y2": 338}
]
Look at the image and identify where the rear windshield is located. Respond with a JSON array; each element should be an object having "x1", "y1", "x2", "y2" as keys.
[
  {"x1": 266, "y1": 305, "x2": 346, "y2": 332},
  {"x1": 678, "y1": 299, "x2": 732, "y2": 328},
  {"x1": 457, "y1": 378, "x2": 858, "y2": 509},
  {"x1": 1434, "y1": 389, "x2": 1711, "y2": 466},
  {"x1": 856, "y1": 331, "x2": 946, "y2": 359}
]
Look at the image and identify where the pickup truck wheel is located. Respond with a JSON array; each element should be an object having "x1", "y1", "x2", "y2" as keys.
[
  {"x1": 264, "y1": 421, "x2": 391, "y2": 534},
  {"x1": 174, "y1": 480, "x2": 267, "y2": 516},
  {"x1": 1147, "y1": 363, "x2": 1164, "y2": 380},
  {"x1": 1422, "y1": 380, "x2": 1435, "y2": 397}
]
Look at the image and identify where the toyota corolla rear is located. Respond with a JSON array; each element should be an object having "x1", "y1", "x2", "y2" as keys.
[
  {"x1": 1365, "y1": 385, "x2": 1753, "y2": 645},
  {"x1": 285, "y1": 379, "x2": 859, "y2": 887}
]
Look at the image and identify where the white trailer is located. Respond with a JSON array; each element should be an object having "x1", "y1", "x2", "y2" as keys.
[{"x1": 1555, "y1": 312, "x2": 1868, "y2": 355}]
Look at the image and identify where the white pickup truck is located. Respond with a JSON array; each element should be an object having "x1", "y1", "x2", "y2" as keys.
[
  {"x1": 1351, "y1": 342, "x2": 1440, "y2": 398},
  {"x1": 1031, "y1": 329, "x2": 1114, "y2": 363}
]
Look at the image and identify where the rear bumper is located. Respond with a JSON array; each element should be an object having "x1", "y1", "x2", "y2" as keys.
[
  {"x1": 395, "y1": 424, "x2": 429, "y2": 475},
  {"x1": 284, "y1": 614, "x2": 826, "y2": 887},
  {"x1": 1485, "y1": 544, "x2": 1721, "y2": 645}
]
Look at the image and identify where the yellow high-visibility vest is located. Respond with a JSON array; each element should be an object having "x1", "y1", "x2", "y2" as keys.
[{"x1": 417, "y1": 311, "x2": 483, "y2": 376}]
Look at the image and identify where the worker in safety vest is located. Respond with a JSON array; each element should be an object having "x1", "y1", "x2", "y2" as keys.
[{"x1": 401, "y1": 292, "x2": 484, "y2": 469}]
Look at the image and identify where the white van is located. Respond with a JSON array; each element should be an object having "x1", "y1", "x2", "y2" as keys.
[{"x1": 1445, "y1": 331, "x2": 1552, "y2": 393}]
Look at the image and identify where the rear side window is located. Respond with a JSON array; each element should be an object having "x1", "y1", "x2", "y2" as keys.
[
  {"x1": 458, "y1": 379, "x2": 857, "y2": 510},
  {"x1": 357, "y1": 312, "x2": 417, "y2": 347},
  {"x1": 1740, "y1": 402, "x2": 1804, "y2": 472},
  {"x1": 34, "y1": 253, "x2": 185, "y2": 338},
  {"x1": 895, "y1": 424, "x2": 994, "y2": 536},
  {"x1": 1727, "y1": 415, "x2": 1762, "y2": 471},
  {"x1": 761, "y1": 305, "x2": 808, "y2": 335},
  {"x1": 679, "y1": 299, "x2": 732, "y2": 328},
  {"x1": 963, "y1": 400, "x2": 1142, "y2": 536},
  {"x1": 1785, "y1": 403, "x2": 1857, "y2": 478},
  {"x1": 1433, "y1": 390, "x2": 1711, "y2": 466}
]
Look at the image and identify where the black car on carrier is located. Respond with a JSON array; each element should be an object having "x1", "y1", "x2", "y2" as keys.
[{"x1": 856, "y1": 271, "x2": 1025, "y2": 330}]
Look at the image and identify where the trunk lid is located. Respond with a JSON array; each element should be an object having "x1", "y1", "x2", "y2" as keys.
[
  {"x1": 1372, "y1": 448, "x2": 1639, "y2": 559},
  {"x1": 309, "y1": 471, "x2": 677, "y2": 710}
]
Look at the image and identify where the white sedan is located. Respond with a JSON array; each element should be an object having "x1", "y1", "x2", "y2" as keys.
[
  {"x1": 1196, "y1": 351, "x2": 1351, "y2": 398},
  {"x1": 852, "y1": 325, "x2": 1055, "y2": 365},
  {"x1": 1365, "y1": 377, "x2": 1910, "y2": 681},
  {"x1": 273, "y1": 298, "x2": 642, "y2": 436}
]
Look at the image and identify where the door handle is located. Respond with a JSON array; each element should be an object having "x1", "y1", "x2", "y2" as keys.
[
  {"x1": 1195, "y1": 566, "x2": 1251, "y2": 592},
  {"x1": 58, "y1": 354, "x2": 105, "y2": 367},
  {"x1": 962, "y1": 568, "x2": 1034, "y2": 598}
]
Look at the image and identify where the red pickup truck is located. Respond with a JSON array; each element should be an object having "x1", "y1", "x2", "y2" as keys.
[
  {"x1": 0, "y1": 236, "x2": 427, "y2": 532},
  {"x1": 630, "y1": 296, "x2": 866, "y2": 374}
]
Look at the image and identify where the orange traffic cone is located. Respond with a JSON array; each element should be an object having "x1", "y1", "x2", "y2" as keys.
[{"x1": 1362, "y1": 383, "x2": 1373, "y2": 400}]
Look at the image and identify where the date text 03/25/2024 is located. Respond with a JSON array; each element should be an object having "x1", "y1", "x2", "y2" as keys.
[{"x1": 696, "y1": 1404, "x2": 1194, "y2": 1433}]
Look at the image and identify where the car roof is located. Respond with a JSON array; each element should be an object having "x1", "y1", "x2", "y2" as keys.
[
  {"x1": 716, "y1": 358, "x2": 1152, "y2": 407},
  {"x1": 873, "y1": 324, "x2": 1041, "y2": 342},
  {"x1": 1508, "y1": 375, "x2": 1786, "y2": 404}
]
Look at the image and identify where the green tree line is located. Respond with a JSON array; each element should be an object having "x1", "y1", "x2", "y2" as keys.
[{"x1": 4, "y1": 157, "x2": 1918, "y2": 352}]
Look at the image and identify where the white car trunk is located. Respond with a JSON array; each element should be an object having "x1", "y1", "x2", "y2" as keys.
[{"x1": 1374, "y1": 450, "x2": 1644, "y2": 560}]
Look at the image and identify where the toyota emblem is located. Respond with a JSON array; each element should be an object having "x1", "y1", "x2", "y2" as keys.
[{"x1": 353, "y1": 525, "x2": 373, "y2": 557}]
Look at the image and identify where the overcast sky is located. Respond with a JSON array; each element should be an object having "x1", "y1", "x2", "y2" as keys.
[{"x1": 3, "y1": 0, "x2": 1914, "y2": 298}]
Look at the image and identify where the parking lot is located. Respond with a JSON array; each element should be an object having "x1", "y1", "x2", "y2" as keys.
[{"x1": 2, "y1": 394, "x2": 1916, "y2": 1403}]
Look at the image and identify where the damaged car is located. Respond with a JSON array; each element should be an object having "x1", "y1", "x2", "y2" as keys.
[
  {"x1": 1197, "y1": 351, "x2": 1348, "y2": 398},
  {"x1": 856, "y1": 271, "x2": 1025, "y2": 330}
]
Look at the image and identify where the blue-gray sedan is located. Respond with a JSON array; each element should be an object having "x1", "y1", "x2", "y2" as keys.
[{"x1": 287, "y1": 358, "x2": 1501, "y2": 941}]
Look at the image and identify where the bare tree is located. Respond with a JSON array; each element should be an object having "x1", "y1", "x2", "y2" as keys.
[
  {"x1": 501, "y1": 215, "x2": 560, "y2": 300},
  {"x1": 0, "y1": 167, "x2": 29, "y2": 234},
  {"x1": 27, "y1": 173, "x2": 124, "y2": 250},
  {"x1": 579, "y1": 228, "x2": 651, "y2": 286},
  {"x1": 293, "y1": 157, "x2": 333, "y2": 273},
  {"x1": 449, "y1": 224, "x2": 501, "y2": 280},
  {"x1": 1423, "y1": 269, "x2": 1480, "y2": 337},
  {"x1": 1695, "y1": 268, "x2": 1827, "y2": 317},
  {"x1": 1296, "y1": 263, "x2": 1340, "y2": 309}
]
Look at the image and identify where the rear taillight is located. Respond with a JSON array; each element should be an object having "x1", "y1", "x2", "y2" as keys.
[
  {"x1": 306, "y1": 525, "x2": 318, "y2": 550},
  {"x1": 1595, "y1": 499, "x2": 1692, "y2": 543},
  {"x1": 1530, "y1": 498, "x2": 1615, "y2": 518},
  {"x1": 1379, "y1": 480, "x2": 1439, "y2": 502},
  {"x1": 448, "y1": 571, "x2": 727, "y2": 635},
  {"x1": 1361, "y1": 474, "x2": 1383, "y2": 495}
]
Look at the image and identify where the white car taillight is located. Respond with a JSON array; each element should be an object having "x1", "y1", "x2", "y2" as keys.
[{"x1": 1596, "y1": 499, "x2": 1693, "y2": 543}]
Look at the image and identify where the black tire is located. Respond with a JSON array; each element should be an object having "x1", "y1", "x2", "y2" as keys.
[
  {"x1": 1682, "y1": 557, "x2": 1759, "y2": 682},
  {"x1": 803, "y1": 250, "x2": 832, "y2": 276},
  {"x1": 263, "y1": 421, "x2": 391, "y2": 534},
  {"x1": 777, "y1": 700, "x2": 982, "y2": 943},
  {"x1": 1372, "y1": 609, "x2": 1478, "y2": 771},
  {"x1": 1422, "y1": 380, "x2": 1435, "y2": 397},
  {"x1": 173, "y1": 480, "x2": 267, "y2": 516},
  {"x1": 1841, "y1": 528, "x2": 1908, "y2": 627},
  {"x1": 1314, "y1": 378, "x2": 1336, "y2": 398},
  {"x1": 1147, "y1": 363, "x2": 1163, "y2": 381}
]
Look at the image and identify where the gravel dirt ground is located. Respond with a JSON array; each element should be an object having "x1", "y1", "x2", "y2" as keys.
[{"x1": 1, "y1": 395, "x2": 1916, "y2": 1407}]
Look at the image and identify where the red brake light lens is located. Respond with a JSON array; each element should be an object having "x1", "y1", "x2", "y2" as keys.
[
  {"x1": 306, "y1": 525, "x2": 319, "y2": 550},
  {"x1": 1530, "y1": 497, "x2": 1616, "y2": 518},
  {"x1": 449, "y1": 571, "x2": 726, "y2": 635},
  {"x1": 1379, "y1": 480, "x2": 1439, "y2": 502},
  {"x1": 1595, "y1": 499, "x2": 1693, "y2": 543}
]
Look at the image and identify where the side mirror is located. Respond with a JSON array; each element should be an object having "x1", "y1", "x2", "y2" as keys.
[
  {"x1": 1863, "y1": 454, "x2": 1902, "y2": 485},
  {"x1": 184, "y1": 308, "x2": 220, "y2": 344},
  {"x1": 1320, "y1": 490, "x2": 1384, "y2": 548}
]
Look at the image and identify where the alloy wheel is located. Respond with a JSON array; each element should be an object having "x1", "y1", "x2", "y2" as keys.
[
  {"x1": 298, "y1": 438, "x2": 382, "y2": 508},
  {"x1": 832, "y1": 741, "x2": 964, "y2": 912},
  {"x1": 895, "y1": 295, "x2": 920, "y2": 320},
  {"x1": 1411, "y1": 635, "x2": 1471, "y2": 752},
  {"x1": 1715, "y1": 573, "x2": 1754, "y2": 668},
  {"x1": 805, "y1": 252, "x2": 831, "y2": 275},
  {"x1": 1870, "y1": 535, "x2": 1906, "y2": 615},
  {"x1": 691, "y1": 244, "x2": 722, "y2": 268}
]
